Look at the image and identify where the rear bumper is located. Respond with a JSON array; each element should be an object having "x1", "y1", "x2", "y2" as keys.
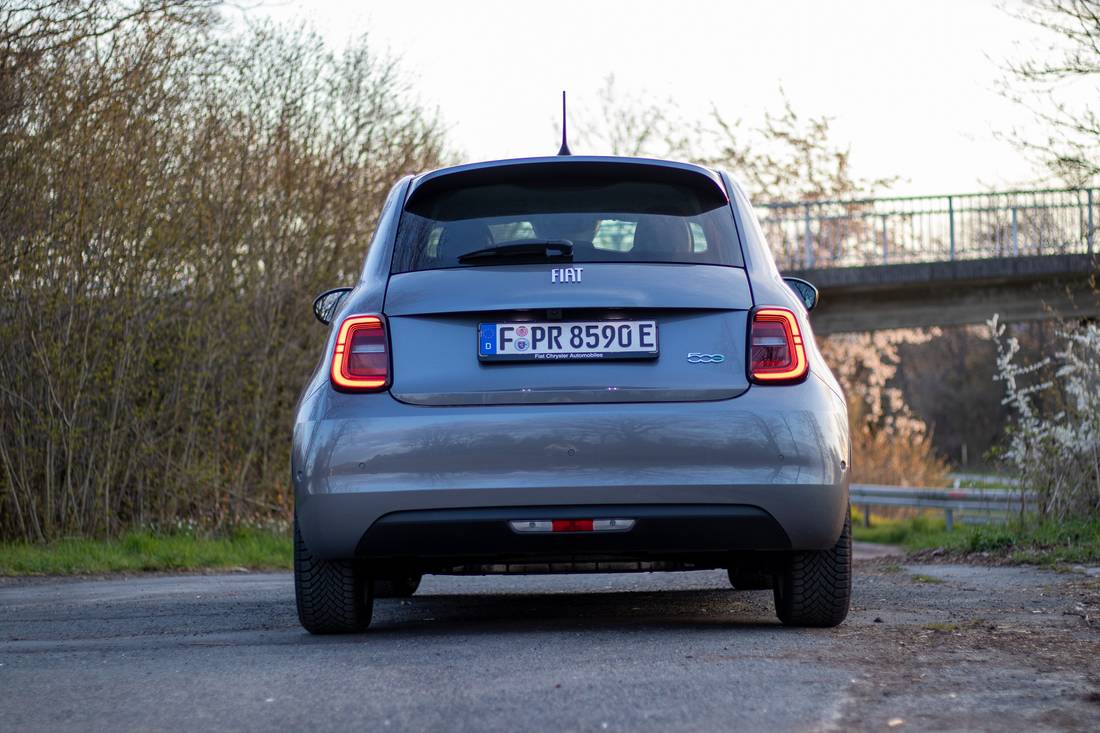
[
  {"x1": 357, "y1": 504, "x2": 790, "y2": 556},
  {"x1": 293, "y1": 375, "x2": 850, "y2": 559},
  {"x1": 350, "y1": 504, "x2": 791, "y2": 574}
]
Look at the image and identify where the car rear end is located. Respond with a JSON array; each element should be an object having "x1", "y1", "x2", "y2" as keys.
[{"x1": 292, "y1": 157, "x2": 851, "y2": 633}]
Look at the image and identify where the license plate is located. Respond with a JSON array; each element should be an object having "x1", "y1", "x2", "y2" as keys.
[{"x1": 478, "y1": 321, "x2": 659, "y2": 361}]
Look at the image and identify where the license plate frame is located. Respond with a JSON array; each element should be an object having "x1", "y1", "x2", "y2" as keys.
[{"x1": 478, "y1": 320, "x2": 659, "y2": 362}]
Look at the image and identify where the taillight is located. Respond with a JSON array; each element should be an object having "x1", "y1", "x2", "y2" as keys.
[
  {"x1": 331, "y1": 315, "x2": 389, "y2": 392},
  {"x1": 749, "y1": 307, "x2": 808, "y2": 384}
]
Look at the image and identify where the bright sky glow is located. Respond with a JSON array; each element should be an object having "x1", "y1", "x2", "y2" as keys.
[{"x1": 252, "y1": 0, "x2": 1087, "y2": 197}]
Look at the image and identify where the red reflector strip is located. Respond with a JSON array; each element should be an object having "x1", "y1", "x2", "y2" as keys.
[
  {"x1": 509, "y1": 519, "x2": 636, "y2": 534},
  {"x1": 552, "y1": 519, "x2": 594, "y2": 532}
]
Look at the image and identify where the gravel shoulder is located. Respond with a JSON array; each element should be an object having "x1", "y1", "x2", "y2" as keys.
[{"x1": 1, "y1": 550, "x2": 1098, "y2": 732}]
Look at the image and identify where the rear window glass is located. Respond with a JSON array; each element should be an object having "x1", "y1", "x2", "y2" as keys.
[{"x1": 391, "y1": 177, "x2": 743, "y2": 273}]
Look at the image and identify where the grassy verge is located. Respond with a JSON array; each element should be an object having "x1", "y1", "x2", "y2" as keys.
[
  {"x1": 852, "y1": 510, "x2": 1100, "y2": 565},
  {"x1": 7, "y1": 514, "x2": 1098, "y2": 575},
  {"x1": 0, "y1": 528, "x2": 292, "y2": 576}
]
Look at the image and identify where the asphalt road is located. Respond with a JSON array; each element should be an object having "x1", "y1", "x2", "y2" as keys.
[{"x1": 2, "y1": 552, "x2": 1100, "y2": 733}]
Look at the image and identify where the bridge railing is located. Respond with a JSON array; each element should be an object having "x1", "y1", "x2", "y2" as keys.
[{"x1": 757, "y1": 187, "x2": 1098, "y2": 270}]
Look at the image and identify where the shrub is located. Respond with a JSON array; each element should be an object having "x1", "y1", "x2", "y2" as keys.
[
  {"x1": 0, "y1": 3, "x2": 447, "y2": 541},
  {"x1": 989, "y1": 314, "x2": 1100, "y2": 519}
]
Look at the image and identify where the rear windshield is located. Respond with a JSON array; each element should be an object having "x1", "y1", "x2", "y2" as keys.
[{"x1": 391, "y1": 177, "x2": 743, "y2": 273}]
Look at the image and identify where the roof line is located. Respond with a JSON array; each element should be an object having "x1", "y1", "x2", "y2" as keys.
[{"x1": 406, "y1": 155, "x2": 726, "y2": 203}]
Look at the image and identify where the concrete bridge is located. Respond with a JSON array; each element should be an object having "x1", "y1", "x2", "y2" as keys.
[{"x1": 758, "y1": 187, "x2": 1099, "y2": 334}]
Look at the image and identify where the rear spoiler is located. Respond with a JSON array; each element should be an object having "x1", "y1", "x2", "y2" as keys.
[{"x1": 405, "y1": 156, "x2": 729, "y2": 212}]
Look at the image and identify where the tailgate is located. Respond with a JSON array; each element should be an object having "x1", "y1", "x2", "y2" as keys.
[{"x1": 384, "y1": 263, "x2": 754, "y2": 406}]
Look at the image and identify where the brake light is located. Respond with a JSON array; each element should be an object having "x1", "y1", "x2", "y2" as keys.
[
  {"x1": 331, "y1": 315, "x2": 389, "y2": 391},
  {"x1": 749, "y1": 307, "x2": 808, "y2": 383}
]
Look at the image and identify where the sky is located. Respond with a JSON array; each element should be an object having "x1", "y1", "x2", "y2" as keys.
[{"x1": 250, "y1": 0, "x2": 1084, "y2": 197}]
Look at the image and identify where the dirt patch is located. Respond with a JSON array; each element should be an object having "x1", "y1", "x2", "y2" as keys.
[{"x1": 827, "y1": 559, "x2": 1100, "y2": 732}]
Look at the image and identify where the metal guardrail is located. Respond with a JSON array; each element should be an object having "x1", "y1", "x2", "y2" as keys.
[
  {"x1": 850, "y1": 483, "x2": 1039, "y2": 531},
  {"x1": 757, "y1": 187, "x2": 1098, "y2": 270}
]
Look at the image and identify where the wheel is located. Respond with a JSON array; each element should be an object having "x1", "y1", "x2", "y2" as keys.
[
  {"x1": 727, "y1": 568, "x2": 773, "y2": 590},
  {"x1": 373, "y1": 575, "x2": 422, "y2": 599},
  {"x1": 294, "y1": 518, "x2": 373, "y2": 634},
  {"x1": 773, "y1": 507, "x2": 852, "y2": 627}
]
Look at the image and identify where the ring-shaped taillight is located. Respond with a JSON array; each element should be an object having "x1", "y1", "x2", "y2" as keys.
[
  {"x1": 331, "y1": 315, "x2": 389, "y2": 392},
  {"x1": 749, "y1": 307, "x2": 808, "y2": 384}
]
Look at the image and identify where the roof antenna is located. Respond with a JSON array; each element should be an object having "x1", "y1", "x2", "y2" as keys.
[{"x1": 557, "y1": 90, "x2": 572, "y2": 156}]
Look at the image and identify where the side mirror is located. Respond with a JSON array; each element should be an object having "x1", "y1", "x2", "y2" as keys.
[
  {"x1": 313, "y1": 287, "x2": 352, "y2": 325},
  {"x1": 782, "y1": 277, "x2": 818, "y2": 312}
]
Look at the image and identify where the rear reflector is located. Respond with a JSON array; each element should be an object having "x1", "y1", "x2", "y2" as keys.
[
  {"x1": 592, "y1": 519, "x2": 634, "y2": 531},
  {"x1": 511, "y1": 520, "x2": 554, "y2": 533},
  {"x1": 749, "y1": 307, "x2": 808, "y2": 384},
  {"x1": 331, "y1": 315, "x2": 390, "y2": 391},
  {"x1": 552, "y1": 519, "x2": 593, "y2": 532},
  {"x1": 509, "y1": 519, "x2": 636, "y2": 534}
]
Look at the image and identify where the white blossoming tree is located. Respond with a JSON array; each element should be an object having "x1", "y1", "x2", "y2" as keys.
[{"x1": 989, "y1": 314, "x2": 1100, "y2": 518}]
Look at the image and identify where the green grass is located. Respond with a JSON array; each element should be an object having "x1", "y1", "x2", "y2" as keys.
[
  {"x1": 0, "y1": 528, "x2": 292, "y2": 575},
  {"x1": 7, "y1": 512, "x2": 1100, "y2": 575},
  {"x1": 949, "y1": 479, "x2": 1018, "y2": 490},
  {"x1": 853, "y1": 511, "x2": 1100, "y2": 565}
]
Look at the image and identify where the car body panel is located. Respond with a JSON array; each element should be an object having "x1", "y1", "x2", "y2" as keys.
[
  {"x1": 293, "y1": 156, "x2": 851, "y2": 568},
  {"x1": 388, "y1": 311, "x2": 752, "y2": 405},
  {"x1": 383, "y1": 262, "x2": 751, "y2": 315},
  {"x1": 293, "y1": 375, "x2": 849, "y2": 557},
  {"x1": 384, "y1": 263, "x2": 754, "y2": 405}
]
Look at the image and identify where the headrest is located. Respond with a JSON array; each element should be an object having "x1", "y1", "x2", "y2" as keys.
[
  {"x1": 631, "y1": 217, "x2": 692, "y2": 258},
  {"x1": 438, "y1": 220, "x2": 493, "y2": 258}
]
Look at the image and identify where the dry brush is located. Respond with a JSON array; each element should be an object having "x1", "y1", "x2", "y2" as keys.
[{"x1": 0, "y1": 2, "x2": 447, "y2": 541}]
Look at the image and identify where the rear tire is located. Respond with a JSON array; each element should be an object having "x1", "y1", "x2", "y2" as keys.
[
  {"x1": 374, "y1": 575, "x2": 422, "y2": 599},
  {"x1": 294, "y1": 519, "x2": 373, "y2": 634},
  {"x1": 773, "y1": 508, "x2": 851, "y2": 627}
]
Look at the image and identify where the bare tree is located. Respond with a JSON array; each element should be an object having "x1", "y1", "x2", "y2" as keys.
[
  {"x1": 576, "y1": 75, "x2": 893, "y2": 203},
  {"x1": 1000, "y1": 0, "x2": 1100, "y2": 185},
  {"x1": 701, "y1": 96, "x2": 896, "y2": 204},
  {"x1": 575, "y1": 75, "x2": 695, "y2": 159},
  {"x1": 0, "y1": 2, "x2": 448, "y2": 541}
]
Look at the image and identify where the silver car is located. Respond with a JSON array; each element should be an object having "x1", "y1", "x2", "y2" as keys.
[{"x1": 293, "y1": 156, "x2": 851, "y2": 633}]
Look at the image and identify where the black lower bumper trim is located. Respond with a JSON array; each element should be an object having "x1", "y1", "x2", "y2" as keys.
[{"x1": 354, "y1": 504, "x2": 791, "y2": 565}]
